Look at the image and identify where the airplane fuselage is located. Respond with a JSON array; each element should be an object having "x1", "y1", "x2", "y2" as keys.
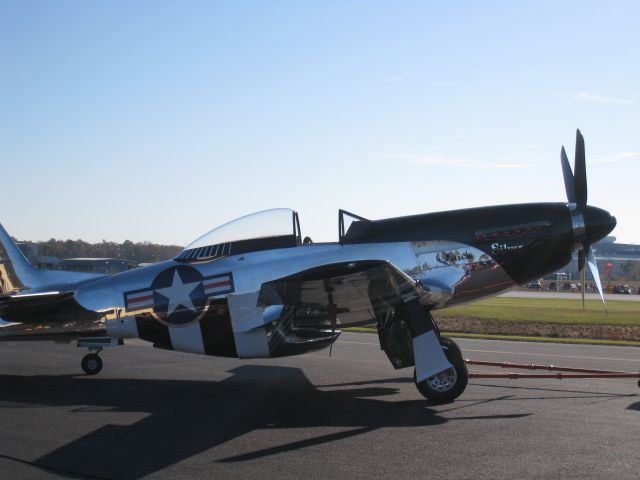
[{"x1": 0, "y1": 201, "x2": 616, "y2": 360}]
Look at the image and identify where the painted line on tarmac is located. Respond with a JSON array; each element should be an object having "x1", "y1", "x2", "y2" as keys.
[{"x1": 337, "y1": 340, "x2": 640, "y2": 363}]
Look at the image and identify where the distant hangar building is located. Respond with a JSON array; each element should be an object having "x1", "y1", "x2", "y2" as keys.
[
  {"x1": 565, "y1": 237, "x2": 640, "y2": 280},
  {"x1": 16, "y1": 243, "x2": 139, "y2": 274},
  {"x1": 61, "y1": 258, "x2": 138, "y2": 275}
]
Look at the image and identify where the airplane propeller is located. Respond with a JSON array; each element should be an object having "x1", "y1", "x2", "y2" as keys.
[{"x1": 560, "y1": 130, "x2": 608, "y2": 313}]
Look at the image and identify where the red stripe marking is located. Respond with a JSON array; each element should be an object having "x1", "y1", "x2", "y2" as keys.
[
  {"x1": 204, "y1": 279, "x2": 231, "y2": 290},
  {"x1": 128, "y1": 294, "x2": 153, "y2": 304}
]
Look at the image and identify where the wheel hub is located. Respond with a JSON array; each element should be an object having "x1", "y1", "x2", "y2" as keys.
[{"x1": 427, "y1": 368, "x2": 457, "y2": 392}]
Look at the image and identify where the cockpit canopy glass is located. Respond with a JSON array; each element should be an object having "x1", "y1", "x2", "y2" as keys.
[
  {"x1": 187, "y1": 208, "x2": 297, "y2": 248},
  {"x1": 176, "y1": 208, "x2": 300, "y2": 262}
]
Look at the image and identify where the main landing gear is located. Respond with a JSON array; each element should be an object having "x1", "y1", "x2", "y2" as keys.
[{"x1": 414, "y1": 337, "x2": 468, "y2": 403}]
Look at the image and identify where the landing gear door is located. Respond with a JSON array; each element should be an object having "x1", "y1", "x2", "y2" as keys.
[
  {"x1": 368, "y1": 266, "x2": 416, "y2": 369},
  {"x1": 377, "y1": 307, "x2": 414, "y2": 369}
]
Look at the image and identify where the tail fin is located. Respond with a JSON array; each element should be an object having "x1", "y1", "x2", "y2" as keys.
[
  {"x1": 0, "y1": 222, "x2": 106, "y2": 295},
  {"x1": 0, "y1": 223, "x2": 40, "y2": 294}
]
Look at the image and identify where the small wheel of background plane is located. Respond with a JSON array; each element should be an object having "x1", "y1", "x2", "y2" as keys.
[
  {"x1": 81, "y1": 353, "x2": 103, "y2": 375},
  {"x1": 414, "y1": 336, "x2": 468, "y2": 403}
]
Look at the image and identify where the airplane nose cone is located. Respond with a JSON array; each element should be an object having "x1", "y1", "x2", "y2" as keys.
[{"x1": 584, "y1": 205, "x2": 616, "y2": 244}]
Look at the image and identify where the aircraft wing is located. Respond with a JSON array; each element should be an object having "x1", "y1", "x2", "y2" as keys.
[
  {"x1": 258, "y1": 260, "x2": 418, "y2": 330},
  {"x1": 257, "y1": 259, "x2": 452, "y2": 381}
]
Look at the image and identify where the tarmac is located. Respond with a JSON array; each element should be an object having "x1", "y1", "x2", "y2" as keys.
[{"x1": 1, "y1": 332, "x2": 639, "y2": 479}]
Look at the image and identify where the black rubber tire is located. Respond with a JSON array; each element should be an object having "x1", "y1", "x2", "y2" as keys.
[
  {"x1": 414, "y1": 336, "x2": 468, "y2": 403},
  {"x1": 81, "y1": 353, "x2": 103, "y2": 375}
]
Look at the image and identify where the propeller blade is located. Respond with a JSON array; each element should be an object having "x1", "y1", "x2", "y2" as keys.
[
  {"x1": 578, "y1": 249, "x2": 586, "y2": 309},
  {"x1": 561, "y1": 146, "x2": 576, "y2": 204},
  {"x1": 574, "y1": 129, "x2": 587, "y2": 208},
  {"x1": 586, "y1": 245, "x2": 607, "y2": 315}
]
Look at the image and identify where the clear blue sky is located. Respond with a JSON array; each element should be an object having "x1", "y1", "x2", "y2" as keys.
[{"x1": 1, "y1": 1, "x2": 638, "y2": 245}]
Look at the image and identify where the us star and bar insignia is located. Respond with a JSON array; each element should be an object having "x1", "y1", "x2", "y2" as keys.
[{"x1": 124, "y1": 265, "x2": 234, "y2": 327}]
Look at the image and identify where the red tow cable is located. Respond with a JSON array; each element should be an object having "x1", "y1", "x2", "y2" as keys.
[{"x1": 464, "y1": 359, "x2": 640, "y2": 385}]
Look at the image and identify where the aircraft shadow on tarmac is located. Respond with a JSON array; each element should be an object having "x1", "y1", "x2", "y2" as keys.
[
  {"x1": 1, "y1": 365, "x2": 528, "y2": 480},
  {"x1": 627, "y1": 401, "x2": 640, "y2": 411}
]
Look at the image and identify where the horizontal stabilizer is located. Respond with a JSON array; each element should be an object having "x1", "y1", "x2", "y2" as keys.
[
  {"x1": 0, "y1": 289, "x2": 101, "y2": 338},
  {"x1": 0, "y1": 291, "x2": 83, "y2": 325},
  {"x1": 0, "y1": 291, "x2": 75, "y2": 311}
]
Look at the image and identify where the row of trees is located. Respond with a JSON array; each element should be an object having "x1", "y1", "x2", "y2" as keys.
[{"x1": 30, "y1": 239, "x2": 183, "y2": 264}]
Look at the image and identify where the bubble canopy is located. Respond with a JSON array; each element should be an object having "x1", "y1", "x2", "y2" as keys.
[{"x1": 176, "y1": 209, "x2": 301, "y2": 261}]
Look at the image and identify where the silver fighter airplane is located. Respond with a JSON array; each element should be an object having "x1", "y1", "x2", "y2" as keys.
[{"x1": 0, "y1": 131, "x2": 616, "y2": 402}]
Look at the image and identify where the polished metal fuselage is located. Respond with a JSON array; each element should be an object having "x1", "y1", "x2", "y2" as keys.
[
  {"x1": 3, "y1": 200, "x2": 617, "y2": 359},
  {"x1": 74, "y1": 239, "x2": 510, "y2": 317}
]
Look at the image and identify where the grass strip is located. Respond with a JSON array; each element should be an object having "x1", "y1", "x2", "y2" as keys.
[
  {"x1": 434, "y1": 297, "x2": 640, "y2": 325},
  {"x1": 439, "y1": 332, "x2": 640, "y2": 347}
]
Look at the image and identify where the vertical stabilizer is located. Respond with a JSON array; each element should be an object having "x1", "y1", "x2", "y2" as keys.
[{"x1": 0, "y1": 223, "x2": 41, "y2": 293}]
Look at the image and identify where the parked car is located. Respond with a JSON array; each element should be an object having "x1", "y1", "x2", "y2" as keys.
[
  {"x1": 613, "y1": 284, "x2": 632, "y2": 294},
  {"x1": 525, "y1": 281, "x2": 542, "y2": 289},
  {"x1": 547, "y1": 281, "x2": 557, "y2": 291}
]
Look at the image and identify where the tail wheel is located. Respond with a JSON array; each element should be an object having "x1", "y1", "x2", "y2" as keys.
[
  {"x1": 414, "y1": 336, "x2": 468, "y2": 403},
  {"x1": 81, "y1": 353, "x2": 103, "y2": 375}
]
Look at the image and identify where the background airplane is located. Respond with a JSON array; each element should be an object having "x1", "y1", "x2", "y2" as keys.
[{"x1": 0, "y1": 131, "x2": 616, "y2": 402}]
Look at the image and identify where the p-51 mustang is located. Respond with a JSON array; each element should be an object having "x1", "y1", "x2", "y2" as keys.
[{"x1": 0, "y1": 131, "x2": 616, "y2": 402}]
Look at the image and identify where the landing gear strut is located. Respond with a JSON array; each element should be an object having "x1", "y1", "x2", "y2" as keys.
[
  {"x1": 81, "y1": 351, "x2": 103, "y2": 375},
  {"x1": 414, "y1": 337, "x2": 468, "y2": 403}
]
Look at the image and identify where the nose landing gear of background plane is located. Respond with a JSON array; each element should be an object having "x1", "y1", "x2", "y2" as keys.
[{"x1": 414, "y1": 337, "x2": 469, "y2": 403}]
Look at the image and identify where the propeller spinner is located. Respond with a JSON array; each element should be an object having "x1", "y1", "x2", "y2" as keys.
[{"x1": 561, "y1": 130, "x2": 616, "y2": 312}]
